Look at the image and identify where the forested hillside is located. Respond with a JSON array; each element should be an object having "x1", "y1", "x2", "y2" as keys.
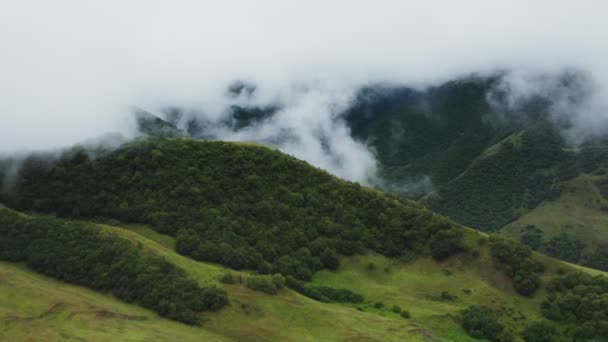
[
  {"x1": 2, "y1": 138, "x2": 608, "y2": 340},
  {"x1": 342, "y1": 76, "x2": 608, "y2": 272},
  {"x1": 0, "y1": 138, "x2": 463, "y2": 281}
]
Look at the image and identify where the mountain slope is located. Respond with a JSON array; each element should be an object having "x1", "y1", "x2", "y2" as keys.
[
  {"x1": 0, "y1": 262, "x2": 228, "y2": 342},
  {"x1": 0, "y1": 138, "x2": 463, "y2": 280},
  {"x1": 3, "y1": 138, "x2": 608, "y2": 340},
  {"x1": 127, "y1": 77, "x2": 608, "y2": 269},
  {"x1": 499, "y1": 172, "x2": 608, "y2": 268},
  {"x1": 4, "y1": 211, "x2": 607, "y2": 341},
  {"x1": 342, "y1": 76, "x2": 608, "y2": 272}
]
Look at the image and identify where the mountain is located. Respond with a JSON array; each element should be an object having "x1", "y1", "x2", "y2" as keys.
[
  {"x1": 341, "y1": 76, "x2": 608, "y2": 272},
  {"x1": 2, "y1": 138, "x2": 608, "y2": 340},
  {"x1": 135, "y1": 109, "x2": 186, "y2": 138},
  {"x1": 132, "y1": 75, "x2": 608, "y2": 272}
]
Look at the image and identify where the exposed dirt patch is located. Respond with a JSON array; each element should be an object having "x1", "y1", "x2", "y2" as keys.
[
  {"x1": 5, "y1": 303, "x2": 67, "y2": 322},
  {"x1": 68, "y1": 309, "x2": 147, "y2": 321}
]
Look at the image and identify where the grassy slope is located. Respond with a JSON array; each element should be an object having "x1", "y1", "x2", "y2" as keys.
[
  {"x1": 311, "y1": 229, "x2": 584, "y2": 341},
  {"x1": 4, "y1": 219, "x2": 599, "y2": 341},
  {"x1": 0, "y1": 262, "x2": 228, "y2": 342},
  {"x1": 103, "y1": 222, "x2": 439, "y2": 341},
  {"x1": 0, "y1": 219, "x2": 439, "y2": 341},
  {"x1": 499, "y1": 173, "x2": 608, "y2": 249}
]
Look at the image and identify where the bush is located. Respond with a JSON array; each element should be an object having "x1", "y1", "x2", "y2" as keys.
[
  {"x1": 439, "y1": 291, "x2": 457, "y2": 302},
  {"x1": 391, "y1": 305, "x2": 402, "y2": 313},
  {"x1": 220, "y1": 273, "x2": 235, "y2": 284},
  {"x1": 461, "y1": 305, "x2": 511, "y2": 342},
  {"x1": 519, "y1": 225, "x2": 543, "y2": 250},
  {"x1": 374, "y1": 301, "x2": 384, "y2": 309},
  {"x1": 246, "y1": 275, "x2": 283, "y2": 295},
  {"x1": 284, "y1": 276, "x2": 364, "y2": 304},
  {"x1": 400, "y1": 310, "x2": 411, "y2": 319},
  {"x1": 489, "y1": 236, "x2": 542, "y2": 296},
  {"x1": 523, "y1": 321, "x2": 558, "y2": 342},
  {"x1": 430, "y1": 228, "x2": 464, "y2": 260},
  {"x1": 315, "y1": 287, "x2": 364, "y2": 303},
  {"x1": 320, "y1": 248, "x2": 339, "y2": 270}
]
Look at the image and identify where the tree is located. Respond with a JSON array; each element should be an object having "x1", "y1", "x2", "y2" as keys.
[
  {"x1": 523, "y1": 321, "x2": 558, "y2": 342},
  {"x1": 320, "y1": 248, "x2": 339, "y2": 270},
  {"x1": 461, "y1": 306, "x2": 511, "y2": 342},
  {"x1": 429, "y1": 228, "x2": 463, "y2": 260}
]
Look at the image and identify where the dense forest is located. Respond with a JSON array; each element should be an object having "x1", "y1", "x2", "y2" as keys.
[
  {"x1": 424, "y1": 126, "x2": 568, "y2": 230},
  {"x1": 342, "y1": 77, "x2": 608, "y2": 241},
  {"x1": 0, "y1": 138, "x2": 464, "y2": 281},
  {"x1": 542, "y1": 272, "x2": 608, "y2": 339}
]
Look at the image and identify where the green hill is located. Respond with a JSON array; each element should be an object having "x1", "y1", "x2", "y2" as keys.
[
  {"x1": 2, "y1": 138, "x2": 608, "y2": 340},
  {"x1": 342, "y1": 76, "x2": 608, "y2": 273},
  {"x1": 129, "y1": 77, "x2": 608, "y2": 273},
  {"x1": 0, "y1": 138, "x2": 463, "y2": 280},
  {"x1": 1, "y1": 208, "x2": 603, "y2": 341},
  {"x1": 3, "y1": 207, "x2": 606, "y2": 341}
]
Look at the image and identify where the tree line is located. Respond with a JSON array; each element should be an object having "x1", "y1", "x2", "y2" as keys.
[
  {"x1": 1, "y1": 138, "x2": 464, "y2": 281},
  {"x1": 0, "y1": 206, "x2": 227, "y2": 325}
]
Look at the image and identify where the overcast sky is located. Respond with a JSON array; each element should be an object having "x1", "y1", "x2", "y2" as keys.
[{"x1": 1, "y1": 1, "x2": 607, "y2": 182}]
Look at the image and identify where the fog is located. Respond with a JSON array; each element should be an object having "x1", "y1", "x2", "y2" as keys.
[{"x1": 1, "y1": 1, "x2": 607, "y2": 183}]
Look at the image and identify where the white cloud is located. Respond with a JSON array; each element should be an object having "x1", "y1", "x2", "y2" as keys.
[{"x1": 1, "y1": 0, "x2": 607, "y2": 182}]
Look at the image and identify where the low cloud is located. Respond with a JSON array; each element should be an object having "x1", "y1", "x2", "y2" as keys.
[
  {"x1": 1, "y1": 1, "x2": 607, "y2": 182},
  {"x1": 488, "y1": 70, "x2": 608, "y2": 144}
]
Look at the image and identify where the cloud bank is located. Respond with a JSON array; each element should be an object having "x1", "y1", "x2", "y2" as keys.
[{"x1": 1, "y1": 0, "x2": 607, "y2": 183}]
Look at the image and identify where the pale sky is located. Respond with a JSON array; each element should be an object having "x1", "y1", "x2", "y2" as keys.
[{"x1": 1, "y1": 1, "x2": 607, "y2": 182}]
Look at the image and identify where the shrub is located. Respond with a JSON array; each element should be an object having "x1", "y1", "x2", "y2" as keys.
[
  {"x1": 284, "y1": 276, "x2": 364, "y2": 304},
  {"x1": 439, "y1": 291, "x2": 457, "y2": 301},
  {"x1": 246, "y1": 275, "x2": 282, "y2": 295},
  {"x1": 320, "y1": 248, "x2": 339, "y2": 270},
  {"x1": 461, "y1": 305, "x2": 511, "y2": 342},
  {"x1": 220, "y1": 273, "x2": 235, "y2": 284},
  {"x1": 271, "y1": 274, "x2": 285, "y2": 289},
  {"x1": 315, "y1": 287, "x2": 364, "y2": 303},
  {"x1": 489, "y1": 236, "x2": 542, "y2": 296},
  {"x1": 391, "y1": 305, "x2": 402, "y2": 313},
  {"x1": 522, "y1": 321, "x2": 558, "y2": 342},
  {"x1": 430, "y1": 228, "x2": 464, "y2": 260}
]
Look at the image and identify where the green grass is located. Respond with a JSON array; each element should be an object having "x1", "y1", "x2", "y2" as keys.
[
  {"x1": 2, "y1": 218, "x2": 603, "y2": 341},
  {"x1": 0, "y1": 262, "x2": 228, "y2": 342},
  {"x1": 91, "y1": 223, "x2": 582, "y2": 340},
  {"x1": 500, "y1": 173, "x2": 608, "y2": 248},
  {"x1": 97, "y1": 223, "x2": 440, "y2": 341},
  {"x1": 311, "y1": 252, "x2": 540, "y2": 339},
  {"x1": 480, "y1": 131, "x2": 524, "y2": 159},
  {"x1": 311, "y1": 228, "x2": 602, "y2": 340},
  {"x1": 96, "y1": 223, "x2": 226, "y2": 287},
  {"x1": 0, "y1": 220, "x2": 449, "y2": 341}
]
